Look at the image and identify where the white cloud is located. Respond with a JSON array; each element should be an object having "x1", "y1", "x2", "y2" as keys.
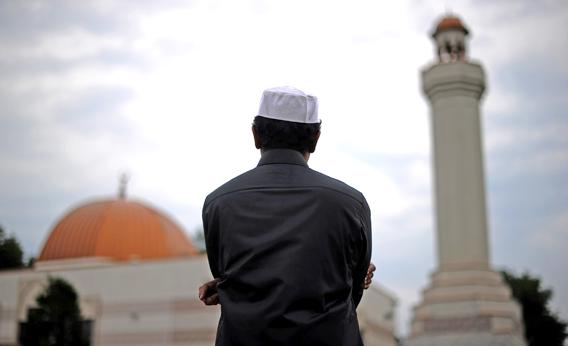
[{"x1": 0, "y1": 28, "x2": 124, "y2": 62}]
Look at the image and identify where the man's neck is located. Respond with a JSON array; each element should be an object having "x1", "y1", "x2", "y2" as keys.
[{"x1": 260, "y1": 148, "x2": 310, "y2": 162}]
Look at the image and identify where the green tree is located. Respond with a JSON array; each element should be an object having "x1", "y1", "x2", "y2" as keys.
[
  {"x1": 192, "y1": 226, "x2": 207, "y2": 254},
  {"x1": 502, "y1": 270, "x2": 567, "y2": 346},
  {"x1": 0, "y1": 225, "x2": 24, "y2": 270},
  {"x1": 20, "y1": 277, "x2": 90, "y2": 346},
  {"x1": 27, "y1": 256, "x2": 36, "y2": 268}
]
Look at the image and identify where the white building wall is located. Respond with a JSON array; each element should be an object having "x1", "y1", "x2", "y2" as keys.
[
  {"x1": 0, "y1": 256, "x2": 220, "y2": 346},
  {"x1": 0, "y1": 257, "x2": 396, "y2": 346},
  {"x1": 359, "y1": 284, "x2": 398, "y2": 346}
]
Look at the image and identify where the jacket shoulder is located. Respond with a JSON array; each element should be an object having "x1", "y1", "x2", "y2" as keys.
[
  {"x1": 203, "y1": 168, "x2": 259, "y2": 206},
  {"x1": 307, "y1": 169, "x2": 366, "y2": 205}
]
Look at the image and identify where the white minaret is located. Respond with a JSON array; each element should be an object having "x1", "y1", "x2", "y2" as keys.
[{"x1": 406, "y1": 15, "x2": 527, "y2": 346}]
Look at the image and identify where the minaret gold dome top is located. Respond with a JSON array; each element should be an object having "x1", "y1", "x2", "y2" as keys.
[{"x1": 432, "y1": 15, "x2": 469, "y2": 37}]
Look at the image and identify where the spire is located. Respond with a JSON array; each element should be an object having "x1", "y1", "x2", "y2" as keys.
[{"x1": 118, "y1": 174, "x2": 129, "y2": 199}]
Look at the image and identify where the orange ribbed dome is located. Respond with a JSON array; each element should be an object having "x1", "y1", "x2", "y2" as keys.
[
  {"x1": 433, "y1": 15, "x2": 469, "y2": 36},
  {"x1": 38, "y1": 199, "x2": 198, "y2": 262}
]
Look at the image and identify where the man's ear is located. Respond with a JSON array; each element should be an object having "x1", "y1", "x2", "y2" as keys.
[
  {"x1": 309, "y1": 131, "x2": 321, "y2": 153},
  {"x1": 252, "y1": 126, "x2": 262, "y2": 149}
]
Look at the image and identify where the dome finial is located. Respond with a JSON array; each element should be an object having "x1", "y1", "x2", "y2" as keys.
[{"x1": 118, "y1": 173, "x2": 129, "y2": 199}]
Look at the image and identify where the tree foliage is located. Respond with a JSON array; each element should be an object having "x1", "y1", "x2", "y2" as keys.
[
  {"x1": 0, "y1": 225, "x2": 24, "y2": 270},
  {"x1": 502, "y1": 270, "x2": 567, "y2": 346},
  {"x1": 192, "y1": 226, "x2": 207, "y2": 254},
  {"x1": 20, "y1": 277, "x2": 90, "y2": 346}
]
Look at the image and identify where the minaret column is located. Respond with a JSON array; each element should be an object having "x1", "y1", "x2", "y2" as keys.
[
  {"x1": 406, "y1": 15, "x2": 527, "y2": 346},
  {"x1": 423, "y1": 62, "x2": 489, "y2": 269}
]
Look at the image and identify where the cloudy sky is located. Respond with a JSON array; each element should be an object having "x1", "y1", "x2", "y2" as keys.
[{"x1": 1, "y1": 0, "x2": 567, "y2": 336}]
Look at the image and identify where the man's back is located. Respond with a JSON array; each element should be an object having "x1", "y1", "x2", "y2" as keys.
[{"x1": 203, "y1": 149, "x2": 372, "y2": 346}]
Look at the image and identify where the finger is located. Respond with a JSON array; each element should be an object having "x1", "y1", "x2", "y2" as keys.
[
  {"x1": 367, "y1": 264, "x2": 375, "y2": 273},
  {"x1": 199, "y1": 279, "x2": 220, "y2": 300},
  {"x1": 205, "y1": 293, "x2": 219, "y2": 305},
  {"x1": 198, "y1": 284, "x2": 208, "y2": 300}
]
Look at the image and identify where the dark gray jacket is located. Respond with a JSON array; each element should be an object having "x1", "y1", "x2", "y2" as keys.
[{"x1": 203, "y1": 149, "x2": 372, "y2": 346}]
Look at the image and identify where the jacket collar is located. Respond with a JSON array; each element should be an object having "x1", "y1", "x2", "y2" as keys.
[{"x1": 257, "y1": 149, "x2": 308, "y2": 167}]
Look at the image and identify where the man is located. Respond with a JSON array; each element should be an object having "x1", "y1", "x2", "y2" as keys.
[{"x1": 200, "y1": 86, "x2": 374, "y2": 346}]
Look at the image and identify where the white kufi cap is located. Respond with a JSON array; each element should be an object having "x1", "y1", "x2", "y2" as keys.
[{"x1": 258, "y1": 86, "x2": 319, "y2": 124}]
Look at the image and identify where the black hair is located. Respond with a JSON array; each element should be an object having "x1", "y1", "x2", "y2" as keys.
[{"x1": 253, "y1": 116, "x2": 321, "y2": 154}]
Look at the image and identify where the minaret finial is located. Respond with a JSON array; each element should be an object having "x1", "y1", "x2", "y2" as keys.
[
  {"x1": 118, "y1": 173, "x2": 129, "y2": 199},
  {"x1": 432, "y1": 14, "x2": 469, "y2": 63}
]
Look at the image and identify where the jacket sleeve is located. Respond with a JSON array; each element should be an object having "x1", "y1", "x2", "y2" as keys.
[
  {"x1": 202, "y1": 199, "x2": 221, "y2": 279},
  {"x1": 351, "y1": 195, "x2": 372, "y2": 307}
]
